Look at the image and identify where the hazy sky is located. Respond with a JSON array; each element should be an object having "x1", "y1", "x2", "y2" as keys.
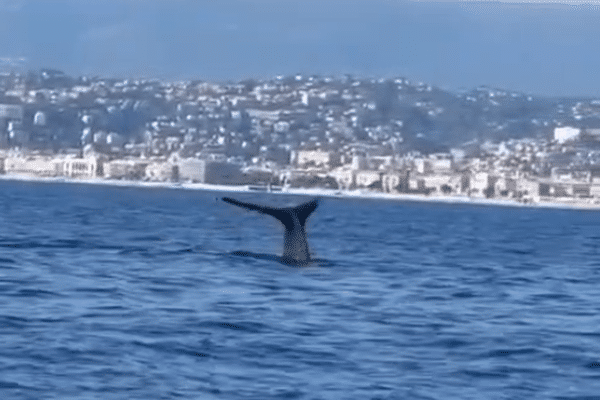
[{"x1": 1, "y1": 0, "x2": 600, "y2": 97}]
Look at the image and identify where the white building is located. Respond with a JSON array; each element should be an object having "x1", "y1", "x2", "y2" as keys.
[
  {"x1": 4, "y1": 156, "x2": 63, "y2": 177},
  {"x1": 382, "y1": 171, "x2": 409, "y2": 193},
  {"x1": 104, "y1": 159, "x2": 148, "y2": 179},
  {"x1": 63, "y1": 157, "x2": 101, "y2": 179},
  {"x1": 295, "y1": 150, "x2": 340, "y2": 168},
  {"x1": 469, "y1": 172, "x2": 491, "y2": 197},
  {"x1": 554, "y1": 126, "x2": 581, "y2": 144},
  {"x1": 413, "y1": 157, "x2": 452, "y2": 174},
  {"x1": 330, "y1": 168, "x2": 355, "y2": 190},
  {"x1": 177, "y1": 158, "x2": 206, "y2": 182},
  {"x1": 355, "y1": 170, "x2": 381, "y2": 188},
  {"x1": 146, "y1": 161, "x2": 177, "y2": 182},
  {"x1": 420, "y1": 174, "x2": 459, "y2": 194}
]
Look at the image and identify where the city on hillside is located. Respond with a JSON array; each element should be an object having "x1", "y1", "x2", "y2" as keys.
[{"x1": 2, "y1": 69, "x2": 600, "y2": 204}]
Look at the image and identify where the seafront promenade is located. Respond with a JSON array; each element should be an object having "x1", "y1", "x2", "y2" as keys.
[{"x1": 2, "y1": 174, "x2": 599, "y2": 211}]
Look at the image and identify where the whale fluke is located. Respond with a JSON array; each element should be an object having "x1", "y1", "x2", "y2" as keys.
[{"x1": 222, "y1": 197, "x2": 319, "y2": 264}]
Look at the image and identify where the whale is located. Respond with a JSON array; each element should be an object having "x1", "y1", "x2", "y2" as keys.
[{"x1": 222, "y1": 197, "x2": 319, "y2": 265}]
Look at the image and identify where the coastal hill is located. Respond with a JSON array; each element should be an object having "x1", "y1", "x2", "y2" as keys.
[{"x1": 1, "y1": 70, "x2": 599, "y2": 158}]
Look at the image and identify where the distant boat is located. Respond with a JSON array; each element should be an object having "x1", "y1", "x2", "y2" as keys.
[{"x1": 247, "y1": 184, "x2": 282, "y2": 192}]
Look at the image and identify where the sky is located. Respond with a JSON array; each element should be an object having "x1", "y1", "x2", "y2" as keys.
[{"x1": 1, "y1": 0, "x2": 600, "y2": 97}]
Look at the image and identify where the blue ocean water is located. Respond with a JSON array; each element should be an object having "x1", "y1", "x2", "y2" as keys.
[{"x1": 1, "y1": 180, "x2": 600, "y2": 400}]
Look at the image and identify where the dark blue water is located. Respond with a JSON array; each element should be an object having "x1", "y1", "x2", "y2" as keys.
[{"x1": 1, "y1": 180, "x2": 600, "y2": 399}]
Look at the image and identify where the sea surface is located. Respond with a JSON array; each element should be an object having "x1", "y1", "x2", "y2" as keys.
[{"x1": 1, "y1": 180, "x2": 600, "y2": 400}]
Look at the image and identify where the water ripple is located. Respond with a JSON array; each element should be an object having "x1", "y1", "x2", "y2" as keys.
[{"x1": 1, "y1": 182, "x2": 600, "y2": 398}]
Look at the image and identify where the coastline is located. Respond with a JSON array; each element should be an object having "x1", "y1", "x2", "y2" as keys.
[{"x1": 1, "y1": 174, "x2": 599, "y2": 211}]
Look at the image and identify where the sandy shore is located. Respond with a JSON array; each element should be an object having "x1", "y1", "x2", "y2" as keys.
[{"x1": 1, "y1": 174, "x2": 599, "y2": 211}]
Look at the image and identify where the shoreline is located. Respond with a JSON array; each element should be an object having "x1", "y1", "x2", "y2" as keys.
[{"x1": 1, "y1": 174, "x2": 599, "y2": 211}]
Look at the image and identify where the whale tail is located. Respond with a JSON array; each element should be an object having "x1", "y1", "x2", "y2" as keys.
[
  {"x1": 292, "y1": 198, "x2": 319, "y2": 227},
  {"x1": 222, "y1": 197, "x2": 318, "y2": 229},
  {"x1": 222, "y1": 197, "x2": 319, "y2": 263}
]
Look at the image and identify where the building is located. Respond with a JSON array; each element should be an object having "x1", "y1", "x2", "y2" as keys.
[
  {"x1": 330, "y1": 168, "x2": 355, "y2": 190},
  {"x1": 572, "y1": 183, "x2": 591, "y2": 197},
  {"x1": 146, "y1": 161, "x2": 178, "y2": 182},
  {"x1": 591, "y1": 184, "x2": 600, "y2": 198},
  {"x1": 63, "y1": 157, "x2": 101, "y2": 179},
  {"x1": 382, "y1": 170, "x2": 409, "y2": 193},
  {"x1": 243, "y1": 166, "x2": 277, "y2": 185},
  {"x1": 177, "y1": 158, "x2": 206, "y2": 182},
  {"x1": 428, "y1": 158, "x2": 453, "y2": 174},
  {"x1": 420, "y1": 174, "x2": 459, "y2": 195},
  {"x1": 554, "y1": 126, "x2": 580, "y2": 144},
  {"x1": 413, "y1": 157, "x2": 453, "y2": 174},
  {"x1": 355, "y1": 170, "x2": 381, "y2": 188},
  {"x1": 0, "y1": 104, "x2": 24, "y2": 121},
  {"x1": 104, "y1": 159, "x2": 148, "y2": 180},
  {"x1": 539, "y1": 179, "x2": 589, "y2": 198},
  {"x1": 4, "y1": 156, "x2": 63, "y2": 177},
  {"x1": 295, "y1": 150, "x2": 341, "y2": 168},
  {"x1": 467, "y1": 172, "x2": 500, "y2": 198},
  {"x1": 408, "y1": 177, "x2": 427, "y2": 193},
  {"x1": 177, "y1": 158, "x2": 243, "y2": 184},
  {"x1": 516, "y1": 178, "x2": 540, "y2": 201},
  {"x1": 467, "y1": 172, "x2": 488, "y2": 197},
  {"x1": 494, "y1": 177, "x2": 518, "y2": 197},
  {"x1": 205, "y1": 161, "x2": 243, "y2": 185},
  {"x1": 350, "y1": 154, "x2": 367, "y2": 170}
]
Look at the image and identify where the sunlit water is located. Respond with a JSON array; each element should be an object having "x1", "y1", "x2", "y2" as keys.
[{"x1": 1, "y1": 180, "x2": 600, "y2": 399}]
